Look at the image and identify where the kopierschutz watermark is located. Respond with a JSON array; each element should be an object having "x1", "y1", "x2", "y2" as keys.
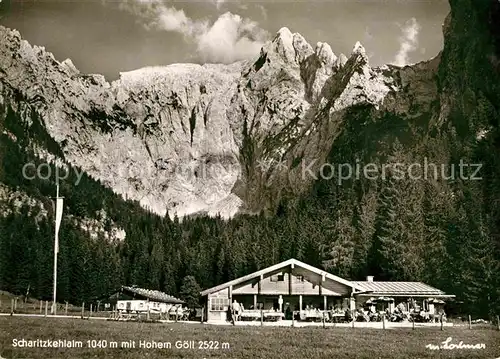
[{"x1": 300, "y1": 158, "x2": 482, "y2": 184}]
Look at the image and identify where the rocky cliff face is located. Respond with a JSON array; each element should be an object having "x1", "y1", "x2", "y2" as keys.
[{"x1": 0, "y1": 19, "x2": 443, "y2": 218}]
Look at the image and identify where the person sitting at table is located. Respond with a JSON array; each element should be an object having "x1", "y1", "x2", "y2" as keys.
[
  {"x1": 361, "y1": 310, "x2": 370, "y2": 322},
  {"x1": 396, "y1": 302, "x2": 406, "y2": 313},
  {"x1": 420, "y1": 309, "x2": 430, "y2": 321},
  {"x1": 392, "y1": 306, "x2": 402, "y2": 321},
  {"x1": 176, "y1": 305, "x2": 184, "y2": 321},
  {"x1": 169, "y1": 305, "x2": 178, "y2": 320}
]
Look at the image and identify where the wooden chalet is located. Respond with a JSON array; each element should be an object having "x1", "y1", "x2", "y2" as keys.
[{"x1": 200, "y1": 258, "x2": 454, "y2": 322}]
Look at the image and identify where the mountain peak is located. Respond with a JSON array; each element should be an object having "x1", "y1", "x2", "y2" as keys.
[
  {"x1": 352, "y1": 41, "x2": 367, "y2": 57},
  {"x1": 276, "y1": 27, "x2": 293, "y2": 39},
  {"x1": 335, "y1": 53, "x2": 348, "y2": 69},
  {"x1": 292, "y1": 33, "x2": 314, "y2": 63},
  {"x1": 349, "y1": 41, "x2": 369, "y2": 68},
  {"x1": 315, "y1": 42, "x2": 336, "y2": 66},
  {"x1": 268, "y1": 27, "x2": 296, "y2": 63},
  {"x1": 61, "y1": 58, "x2": 79, "y2": 76}
]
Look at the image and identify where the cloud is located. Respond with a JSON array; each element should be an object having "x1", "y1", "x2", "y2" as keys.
[
  {"x1": 197, "y1": 13, "x2": 268, "y2": 63},
  {"x1": 257, "y1": 4, "x2": 267, "y2": 21},
  {"x1": 120, "y1": 0, "x2": 269, "y2": 63},
  {"x1": 393, "y1": 18, "x2": 420, "y2": 67},
  {"x1": 214, "y1": 0, "x2": 225, "y2": 10}
]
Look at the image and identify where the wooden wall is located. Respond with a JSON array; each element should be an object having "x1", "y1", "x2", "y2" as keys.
[{"x1": 231, "y1": 266, "x2": 350, "y2": 296}]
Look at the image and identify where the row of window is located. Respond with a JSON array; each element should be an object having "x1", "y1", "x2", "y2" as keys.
[
  {"x1": 270, "y1": 274, "x2": 304, "y2": 282},
  {"x1": 210, "y1": 297, "x2": 229, "y2": 311},
  {"x1": 210, "y1": 297, "x2": 267, "y2": 311}
]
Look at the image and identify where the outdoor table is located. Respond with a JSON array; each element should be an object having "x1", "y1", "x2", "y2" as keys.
[
  {"x1": 329, "y1": 313, "x2": 344, "y2": 323},
  {"x1": 240, "y1": 310, "x2": 261, "y2": 321},
  {"x1": 300, "y1": 310, "x2": 323, "y2": 321},
  {"x1": 264, "y1": 312, "x2": 285, "y2": 321}
]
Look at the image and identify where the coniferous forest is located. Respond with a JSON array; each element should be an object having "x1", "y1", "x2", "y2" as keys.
[
  {"x1": 0, "y1": 0, "x2": 499, "y2": 321},
  {"x1": 0, "y1": 95, "x2": 499, "y2": 319}
]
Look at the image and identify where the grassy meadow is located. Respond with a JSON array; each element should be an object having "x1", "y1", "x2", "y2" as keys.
[{"x1": 1, "y1": 316, "x2": 500, "y2": 359}]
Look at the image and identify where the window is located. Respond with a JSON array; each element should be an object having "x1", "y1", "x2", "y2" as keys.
[
  {"x1": 296, "y1": 275, "x2": 304, "y2": 282},
  {"x1": 210, "y1": 298, "x2": 229, "y2": 311},
  {"x1": 271, "y1": 273, "x2": 284, "y2": 282}
]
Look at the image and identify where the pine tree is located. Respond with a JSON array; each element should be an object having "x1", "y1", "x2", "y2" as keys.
[
  {"x1": 179, "y1": 275, "x2": 202, "y2": 308},
  {"x1": 319, "y1": 206, "x2": 355, "y2": 278},
  {"x1": 147, "y1": 233, "x2": 164, "y2": 290},
  {"x1": 369, "y1": 175, "x2": 401, "y2": 280},
  {"x1": 351, "y1": 190, "x2": 377, "y2": 278}
]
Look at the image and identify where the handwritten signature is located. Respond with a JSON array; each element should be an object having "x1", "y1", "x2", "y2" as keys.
[{"x1": 426, "y1": 337, "x2": 486, "y2": 350}]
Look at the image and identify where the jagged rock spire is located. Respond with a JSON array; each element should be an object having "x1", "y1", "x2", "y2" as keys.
[
  {"x1": 315, "y1": 42, "x2": 337, "y2": 67},
  {"x1": 272, "y1": 27, "x2": 296, "y2": 63}
]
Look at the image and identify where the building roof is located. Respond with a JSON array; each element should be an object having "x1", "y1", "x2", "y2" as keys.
[
  {"x1": 351, "y1": 281, "x2": 455, "y2": 297},
  {"x1": 120, "y1": 286, "x2": 184, "y2": 304},
  {"x1": 200, "y1": 258, "x2": 365, "y2": 296}
]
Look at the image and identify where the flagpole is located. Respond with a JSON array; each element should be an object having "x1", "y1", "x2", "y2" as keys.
[{"x1": 52, "y1": 183, "x2": 63, "y2": 315}]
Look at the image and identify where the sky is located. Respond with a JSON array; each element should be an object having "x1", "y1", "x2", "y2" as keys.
[{"x1": 0, "y1": 0, "x2": 451, "y2": 81}]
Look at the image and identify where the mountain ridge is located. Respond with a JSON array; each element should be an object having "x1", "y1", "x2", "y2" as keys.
[{"x1": 0, "y1": 24, "x2": 429, "y2": 218}]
